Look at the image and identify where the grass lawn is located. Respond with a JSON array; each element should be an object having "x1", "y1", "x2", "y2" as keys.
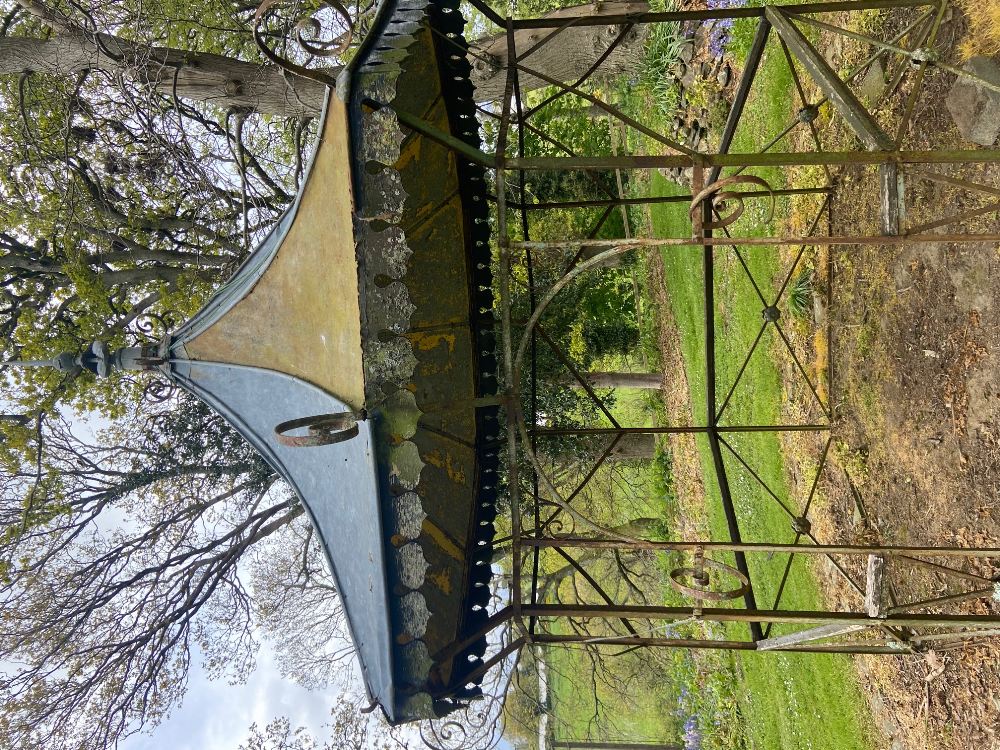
[
  {"x1": 543, "y1": 386, "x2": 692, "y2": 745},
  {"x1": 528, "y1": 6, "x2": 880, "y2": 747},
  {"x1": 643, "y1": 31, "x2": 877, "y2": 750}
]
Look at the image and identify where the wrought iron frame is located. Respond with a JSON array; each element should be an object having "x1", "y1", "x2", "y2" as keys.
[
  {"x1": 409, "y1": 2, "x2": 1000, "y2": 732},
  {"x1": 257, "y1": 0, "x2": 1000, "y2": 745},
  {"x1": 457, "y1": 0, "x2": 1000, "y2": 646}
]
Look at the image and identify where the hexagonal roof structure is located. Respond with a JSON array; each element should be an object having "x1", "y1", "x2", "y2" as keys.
[{"x1": 160, "y1": 0, "x2": 499, "y2": 722}]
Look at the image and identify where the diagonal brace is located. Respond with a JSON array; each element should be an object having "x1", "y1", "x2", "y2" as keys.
[{"x1": 765, "y1": 6, "x2": 894, "y2": 151}]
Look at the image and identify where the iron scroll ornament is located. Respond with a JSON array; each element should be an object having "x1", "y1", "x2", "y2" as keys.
[
  {"x1": 273, "y1": 411, "x2": 363, "y2": 447},
  {"x1": 143, "y1": 378, "x2": 178, "y2": 405},
  {"x1": 254, "y1": 0, "x2": 354, "y2": 85},
  {"x1": 669, "y1": 557, "x2": 751, "y2": 602},
  {"x1": 134, "y1": 311, "x2": 181, "y2": 343},
  {"x1": 419, "y1": 693, "x2": 507, "y2": 750},
  {"x1": 689, "y1": 174, "x2": 776, "y2": 230}
]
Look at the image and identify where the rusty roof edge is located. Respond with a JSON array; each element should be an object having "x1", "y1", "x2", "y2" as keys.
[
  {"x1": 348, "y1": 0, "x2": 433, "y2": 723},
  {"x1": 349, "y1": 0, "x2": 500, "y2": 725}
]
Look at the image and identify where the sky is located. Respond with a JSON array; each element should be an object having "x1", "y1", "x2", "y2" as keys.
[
  {"x1": 4, "y1": 405, "x2": 347, "y2": 750},
  {"x1": 123, "y1": 641, "x2": 516, "y2": 750},
  {"x1": 2, "y1": 382, "x2": 518, "y2": 750},
  {"x1": 125, "y1": 640, "x2": 343, "y2": 750}
]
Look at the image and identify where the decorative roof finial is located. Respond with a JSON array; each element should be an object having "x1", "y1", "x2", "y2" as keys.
[{"x1": 3, "y1": 342, "x2": 158, "y2": 378}]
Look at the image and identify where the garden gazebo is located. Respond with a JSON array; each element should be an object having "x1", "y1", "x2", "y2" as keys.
[
  {"x1": 23, "y1": 0, "x2": 1000, "y2": 746},
  {"x1": 54, "y1": 0, "x2": 506, "y2": 727}
]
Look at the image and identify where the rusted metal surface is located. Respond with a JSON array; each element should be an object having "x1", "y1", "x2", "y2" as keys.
[
  {"x1": 757, "y1": 622, "x2": 872, "y2": 651},
  {"x1": 273, "y1": 412, "x2": 360, "y2": 447},
  {"x1": 505, "y1": 148, "x2": 1000, "y2": 169},
  {"x1": 511, "y1": 232, "x2": 1000, "y2": 249},
  {"x1": 142, "y1": 378, "x2": 178, "y2": 405},
  {"x1": 778, "y1": 36, "x2": 836, "y2": 184},
  {"x1": 209, "y1": 0, "x2": 510, "y2": 723},
  {"x1": 496, "y1": 18, "x2": 526, "y2": 636},
  {"x1": 905, "y1": 198, "x2": 1000, "y2": 235},
  {"x1": 388, "y1": 104, "x2": 496, "y2": 167},
  {"x1": 399, "y1": 0, "x2": 1000, "y2": 708},
  {"x1": 710, "y1": 17, "x2": 771, "y2": 183},
  {"x1": 689, "y1": 175, "x2": 775, "y2": 230},
  {"x1": 533, "y1": 632, "x2": 912, "y2": 654},
  {"x1": 522, "y1": 537, "x2": 1000, "y2": 558},
  {"x1": 508, "y1": 0, "x2": 934, "y2": 29},
  {"x1": 462, "y1": 0, "x2": 505, "y2": 26},
  {"x1": 669, "y1": 557, "x2": 751, "y2": 602},
  {"x1": 766, "y1": 6, "x2": 894, "y2": 150},
  {"x1": 524, "y1": 603, "x2": 1000, "y2": 628},
  {"x1": 528, "y1": 425, "x2": 831, "y2": 437},
  {"x1": 430, "y1": 605, "x2": 515, "y2": 665},
  {"x1": 896, "y1": 554, "x2": 998, "y2": 584},
  {"x1": 551, "y1": 742, "x2": 683, "y2": 750},
  {"x1": 911, "y1": 168, "x2": 1000, "y2": 196},
  {"x1": 515, "y1": 186, "x2": 829, "y2": 212}
]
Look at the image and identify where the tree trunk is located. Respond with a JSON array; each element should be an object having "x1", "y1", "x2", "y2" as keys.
[
  {"x1": 469, "y1": 1, "x2": 649, "y2": 102},
  {"x1": 4, "y1": 2, "x2": 647, "y2": 116},
  {"x1": 0, "y1": 34, "x2": 328, "y2": 118},
  {"x1": 540, "y1": 433, "x2": 657, "y2": 471},
  {"x1": 608, "y1": 433, "x2": 656, "y2": 461},
  {"x1": 566, "y1": 371, "x2": 662, "y2": 389},
  {"x1": 574, "y1": 242, "x2": 624, "y2": 268}
]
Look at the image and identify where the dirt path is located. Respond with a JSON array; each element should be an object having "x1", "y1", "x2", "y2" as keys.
[
  {"x1": 827, "y1": 177, "x2": 1000, "y2": 750},
  {"x1": 797, "y1": 11, "x2": 1000, "y2": 748}
]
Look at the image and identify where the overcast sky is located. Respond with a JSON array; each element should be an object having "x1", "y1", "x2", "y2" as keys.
[
  {"x1": 122, "y1": 641, "x2": 517, "y2": 750},
  {"x1": 124, "y1": 640, "x2": 345, "y2": 750},
  {"x1": 3, "y1": 406, "x2": 516, "y2": 750}
]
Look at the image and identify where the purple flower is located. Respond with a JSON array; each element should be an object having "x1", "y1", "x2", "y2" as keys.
[{"x1": 683, "y1": 716, "x2": 702, "y2": 750}]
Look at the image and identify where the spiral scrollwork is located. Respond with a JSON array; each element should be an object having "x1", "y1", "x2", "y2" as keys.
[
  {"x1": 254, "y1": 0, "x2": 354, "y2": 84},
  {"x1": 420, "y1": 610, "x2": 515, "y2": 750},
  {"x1": 689, "y1": 174, "x2": 775, "y2": 230},
  {"x1": 143, "y1": 377, "x2": 177, "y2": 405},
  {"x1": 545, "y1": 514, "x2": 569, "y2": 537},
  {"x1": 546, "y1": 511, "x2": 579, "y2": 538},
  {"x1": 420, "y1": 693, "x2": 506, "y2": 750},
  {"x1": 669, "y1": 556, "x2": 750, "y2": 602},
  {"x1": 134, "y1": 311, "x2": 180, "y2": 343}
]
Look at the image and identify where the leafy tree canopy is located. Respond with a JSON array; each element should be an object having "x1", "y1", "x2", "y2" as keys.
[{"x1": 0, "y1": 2, "x2": 351, "y2": 748}]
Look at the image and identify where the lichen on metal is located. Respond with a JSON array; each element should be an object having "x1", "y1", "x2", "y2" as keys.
[
  {"x1": 181, "y1": 98, "x2": 366, "y2": 412},
  {"x1": 345, "y1": 0, "x2": 499, "y2": 711},
  {"x1": 128, "y1": 0, "x2": 503, "y2": 727}
]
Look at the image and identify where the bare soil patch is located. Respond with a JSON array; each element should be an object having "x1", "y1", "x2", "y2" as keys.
[{"x1": 801, "y1": 10, "x2": 1000, "y2": 748}]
